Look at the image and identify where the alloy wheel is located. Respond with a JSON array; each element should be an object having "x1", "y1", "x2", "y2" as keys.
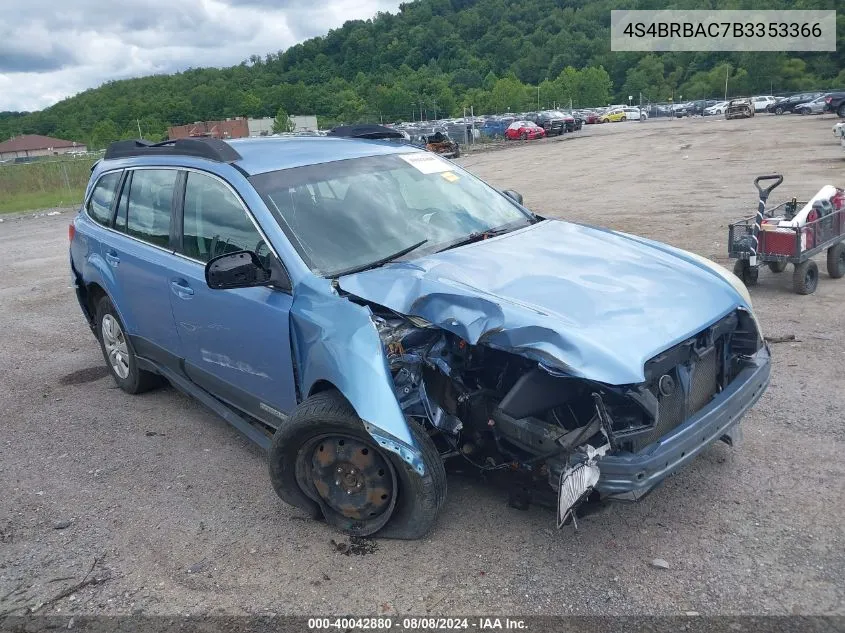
[{"x1": 101, "y1": 314, "x2": 130, "y2": 379}]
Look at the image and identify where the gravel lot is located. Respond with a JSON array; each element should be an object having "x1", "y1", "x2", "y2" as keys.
[{"x1": 1, "y1": 114, "x2": 843, "y2": 618}]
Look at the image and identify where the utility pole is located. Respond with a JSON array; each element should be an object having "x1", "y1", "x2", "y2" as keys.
[
  {"x1": 724, "y1": 65, "x2": 729, "y2": 101},
  {"x1": 537, "y1": 85, "x2": 540, "y2": 109},
  {"x1": 137, "y1": 119, "x2": 143, "y2": 139}
]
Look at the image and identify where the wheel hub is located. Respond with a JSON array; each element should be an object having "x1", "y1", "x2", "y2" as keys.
[{"x1": 309, "y1": 436, "x2": 394, "y2": 521}]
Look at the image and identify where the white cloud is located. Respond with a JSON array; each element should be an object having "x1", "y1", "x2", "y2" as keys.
[{"x1": 0, "y1": 0, "x2": 401, "y2": 111}]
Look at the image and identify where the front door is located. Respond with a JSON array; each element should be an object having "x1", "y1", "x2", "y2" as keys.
[{"x1": 167, "y1": 170, "x2": 297, "y2": 425}]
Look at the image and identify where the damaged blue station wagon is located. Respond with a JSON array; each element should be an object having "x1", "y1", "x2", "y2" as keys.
[{"x1": 70, "y1": 136, "x2": 770, "y2": 538}]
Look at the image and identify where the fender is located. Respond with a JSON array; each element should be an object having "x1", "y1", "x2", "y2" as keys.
[
  {"x1": 288, "y1": 278, "x2": 424, "y2": 475},
  {"x1": 76, "y1": 232, "x2": 132, "y2": 333}
]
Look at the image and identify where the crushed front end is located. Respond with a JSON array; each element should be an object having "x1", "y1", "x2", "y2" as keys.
[{"x1": 372, "y1": 307, "x2": 770, "y2": 525}]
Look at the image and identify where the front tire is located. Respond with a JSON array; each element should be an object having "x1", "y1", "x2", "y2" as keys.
[
  {"x1": 268, "y1": 390, "x2": 446, "y2": 539},
  {"x1": 94, "y1": 296, "x2": 162, "y2": 394}
]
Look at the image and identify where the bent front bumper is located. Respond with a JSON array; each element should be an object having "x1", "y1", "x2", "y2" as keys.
[{"x1": 594, "y1": 345, "x2": 771, "y2": 500}]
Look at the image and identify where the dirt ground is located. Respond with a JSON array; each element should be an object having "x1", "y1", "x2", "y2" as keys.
[{"x1": 1, "y1": 114, "x2": 843, "y2": 618}]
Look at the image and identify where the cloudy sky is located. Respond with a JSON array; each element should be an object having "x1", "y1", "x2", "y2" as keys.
[{"x1": 0, "y1": 0, "x2": 402, "y2": 112}]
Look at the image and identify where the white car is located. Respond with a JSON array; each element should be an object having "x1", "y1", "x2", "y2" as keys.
[
  {"x1": 704, "y1": 101, "x2": 728, "y2": 115},
  {"x1": 751, "y1": 95, "x2": 777, "y2": 112},
  {"x1": 833, "y1": 122, "x2": 845, "y2": 151},
  {"x1": 624, "y1": 107, "x2": 646, "y2": 120}
]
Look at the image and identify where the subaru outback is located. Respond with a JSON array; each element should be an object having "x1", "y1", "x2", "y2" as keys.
[{"x1": 70, "y1": 136, "x2": 770, "y2": 539}]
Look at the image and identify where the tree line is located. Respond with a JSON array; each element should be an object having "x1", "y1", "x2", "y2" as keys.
[{"x1": 1, "y1": 0, "x2": 842, "y2": 149}]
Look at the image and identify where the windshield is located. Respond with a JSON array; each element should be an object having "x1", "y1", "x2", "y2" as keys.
[{"x1": 250, "y1": 152, "x2": 533, "y2": 277}]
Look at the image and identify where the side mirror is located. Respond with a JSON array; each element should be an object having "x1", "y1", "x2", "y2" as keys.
[
  {"x1": 502, "y1": 189, "x2": 523, "y2": 205},
  {"x1": 205, "y1": 251, "x2": 272, "y2": 290}
]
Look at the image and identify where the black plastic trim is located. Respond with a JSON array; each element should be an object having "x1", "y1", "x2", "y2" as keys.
[{"x1": 104, "y1": 138, "x2": 242, "y2": 162}]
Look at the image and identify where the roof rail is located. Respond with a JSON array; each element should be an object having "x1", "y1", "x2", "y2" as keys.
[{"x1": 104, "y1": 138, "x2": 242, "y2": 162}]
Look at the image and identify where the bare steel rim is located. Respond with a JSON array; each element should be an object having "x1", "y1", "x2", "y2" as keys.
[
  {"x1": 296, "y1": 433, "x2": 398, "y2": 534},
  {"x1": 101, "y1": 314, "x2": 130, "y2": 379}
]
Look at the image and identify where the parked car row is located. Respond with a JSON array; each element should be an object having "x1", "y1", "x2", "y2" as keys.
[
  {"x1": 649, "y1": 92, "x2": 845, "y2": 119},
  {"x1": 764, "y1": 92, "x2": 845, "y2": 116}
]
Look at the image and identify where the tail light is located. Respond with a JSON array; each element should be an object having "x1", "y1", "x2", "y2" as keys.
[{"x1": 68, "y1": 222, "x2": 76, "y2": 242}]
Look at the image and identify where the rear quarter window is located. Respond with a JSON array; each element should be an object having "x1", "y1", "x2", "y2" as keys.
[{"x1": 86, "y1": 171, "x2": 122, "y2": 226}]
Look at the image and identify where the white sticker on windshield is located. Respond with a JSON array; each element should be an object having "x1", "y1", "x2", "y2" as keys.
[{"x1": 399, "y1": 152, "x2": 452, "y2": 174}]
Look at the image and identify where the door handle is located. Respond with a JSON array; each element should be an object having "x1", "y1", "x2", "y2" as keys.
[
  {"x1": 170, "y1": 279, "x2": 194, "y2": 298},
  {"x1": 105, "y1": 250, "x2": 120, "y2": 267}
]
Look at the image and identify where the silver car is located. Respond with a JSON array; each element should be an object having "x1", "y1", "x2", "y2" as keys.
[{"x1": 795, "y1": 96, "x2": 827, "y2": 115}]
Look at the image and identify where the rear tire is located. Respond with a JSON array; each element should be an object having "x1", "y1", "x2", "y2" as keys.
[
  {"x1": 793, "y1": 260, "x2": 819, "y2": 294},
  {"x1": 268, "y1": 390, "x2": 446, "y2": 539},
  {"x1": 768, "y1": 261, "x2": 788, "y2": 274},
  {"x1": 94, "y1": 296, "x2": 162, "y2": 394},
  {"x1": 826, "y1": 243, "x2": 845, "y2": 278},
  {"x1": 733, "y1": 259, "x2": 758, "y2": 286}
]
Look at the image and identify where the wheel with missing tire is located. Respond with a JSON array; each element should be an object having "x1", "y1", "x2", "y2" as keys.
[
  {"x1": 268, "y1": 390, "x2": 446, "y2": 539},
  {"x1": 94, "y1": 296, "x2": 162, "y2": 394}
]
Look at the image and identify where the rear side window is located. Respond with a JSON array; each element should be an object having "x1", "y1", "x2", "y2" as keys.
[
  {"x1": 125, "y1": 169, "x2": 177, "y2": 248},
  {"x1": 87, "y1": 171, "x2": 121, "y2": 226},
  {"x1": 181, "y1": 172, "x2": 264, "y2": 263}
]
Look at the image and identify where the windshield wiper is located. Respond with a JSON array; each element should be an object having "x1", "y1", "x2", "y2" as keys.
[
  {"x1": 332, "y1": 239, "x2": 429, "y2": 277},
  {"x1": 435, "y1": 223, "x2": 523, "y2": 254}
]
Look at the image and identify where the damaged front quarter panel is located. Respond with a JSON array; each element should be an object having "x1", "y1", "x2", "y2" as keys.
[{"x1": 288, "y1": 279, "x2": 425, "y2": 475}]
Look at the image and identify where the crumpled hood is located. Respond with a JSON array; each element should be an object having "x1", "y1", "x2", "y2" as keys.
[{"x1": 338, "y1": 220, "x2": 744, "y2": 385}]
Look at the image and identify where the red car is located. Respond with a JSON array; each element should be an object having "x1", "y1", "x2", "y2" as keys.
[
  {"x1": 505, "y1": 121, "x2": 546, "y2": 140},
  {"x1": 580, "y1": 111, "x2": 600, "y2": 124}
]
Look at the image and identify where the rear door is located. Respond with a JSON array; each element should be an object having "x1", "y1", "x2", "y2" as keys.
[
  {"x1": 106, "y1": 168, "x2": 182, "y2": 366},
  {"x1": 166, "y1": 170, "x2": 297, "y2": 425}
]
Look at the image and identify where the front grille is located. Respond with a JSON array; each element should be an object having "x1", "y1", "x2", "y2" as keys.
[
  {"x1": 638, "y1": 370, "x2": 685, "y2": 448},
  {"x1": 689, "y1": 347, "x2": 718, "y2": 413},
  {"x1": 628, "y1": 343, "x2": 722, "y2": 452}
]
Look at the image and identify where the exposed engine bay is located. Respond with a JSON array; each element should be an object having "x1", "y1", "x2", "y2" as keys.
[{"x1": 370, "y1": 305, "x2": 763, "y2": 524}]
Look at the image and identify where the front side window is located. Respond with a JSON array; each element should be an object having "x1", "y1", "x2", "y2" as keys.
[
  {"x1": 251, "y1": 152, "x2": 532, "y2": 276},
  {"x1": 182, "y1": 172, "x2": 266, "y2": 263},
  {"x1": 125, "y1": 169, "x2": 177, "y2": 248},
  {"x1": 87, "y1": 171, "x2": 122, "y2": 226}
]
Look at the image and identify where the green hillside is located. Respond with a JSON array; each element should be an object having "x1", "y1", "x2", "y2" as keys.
[{"x1": 2, "y1": 0, "x2": 842, "y2": 147}]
